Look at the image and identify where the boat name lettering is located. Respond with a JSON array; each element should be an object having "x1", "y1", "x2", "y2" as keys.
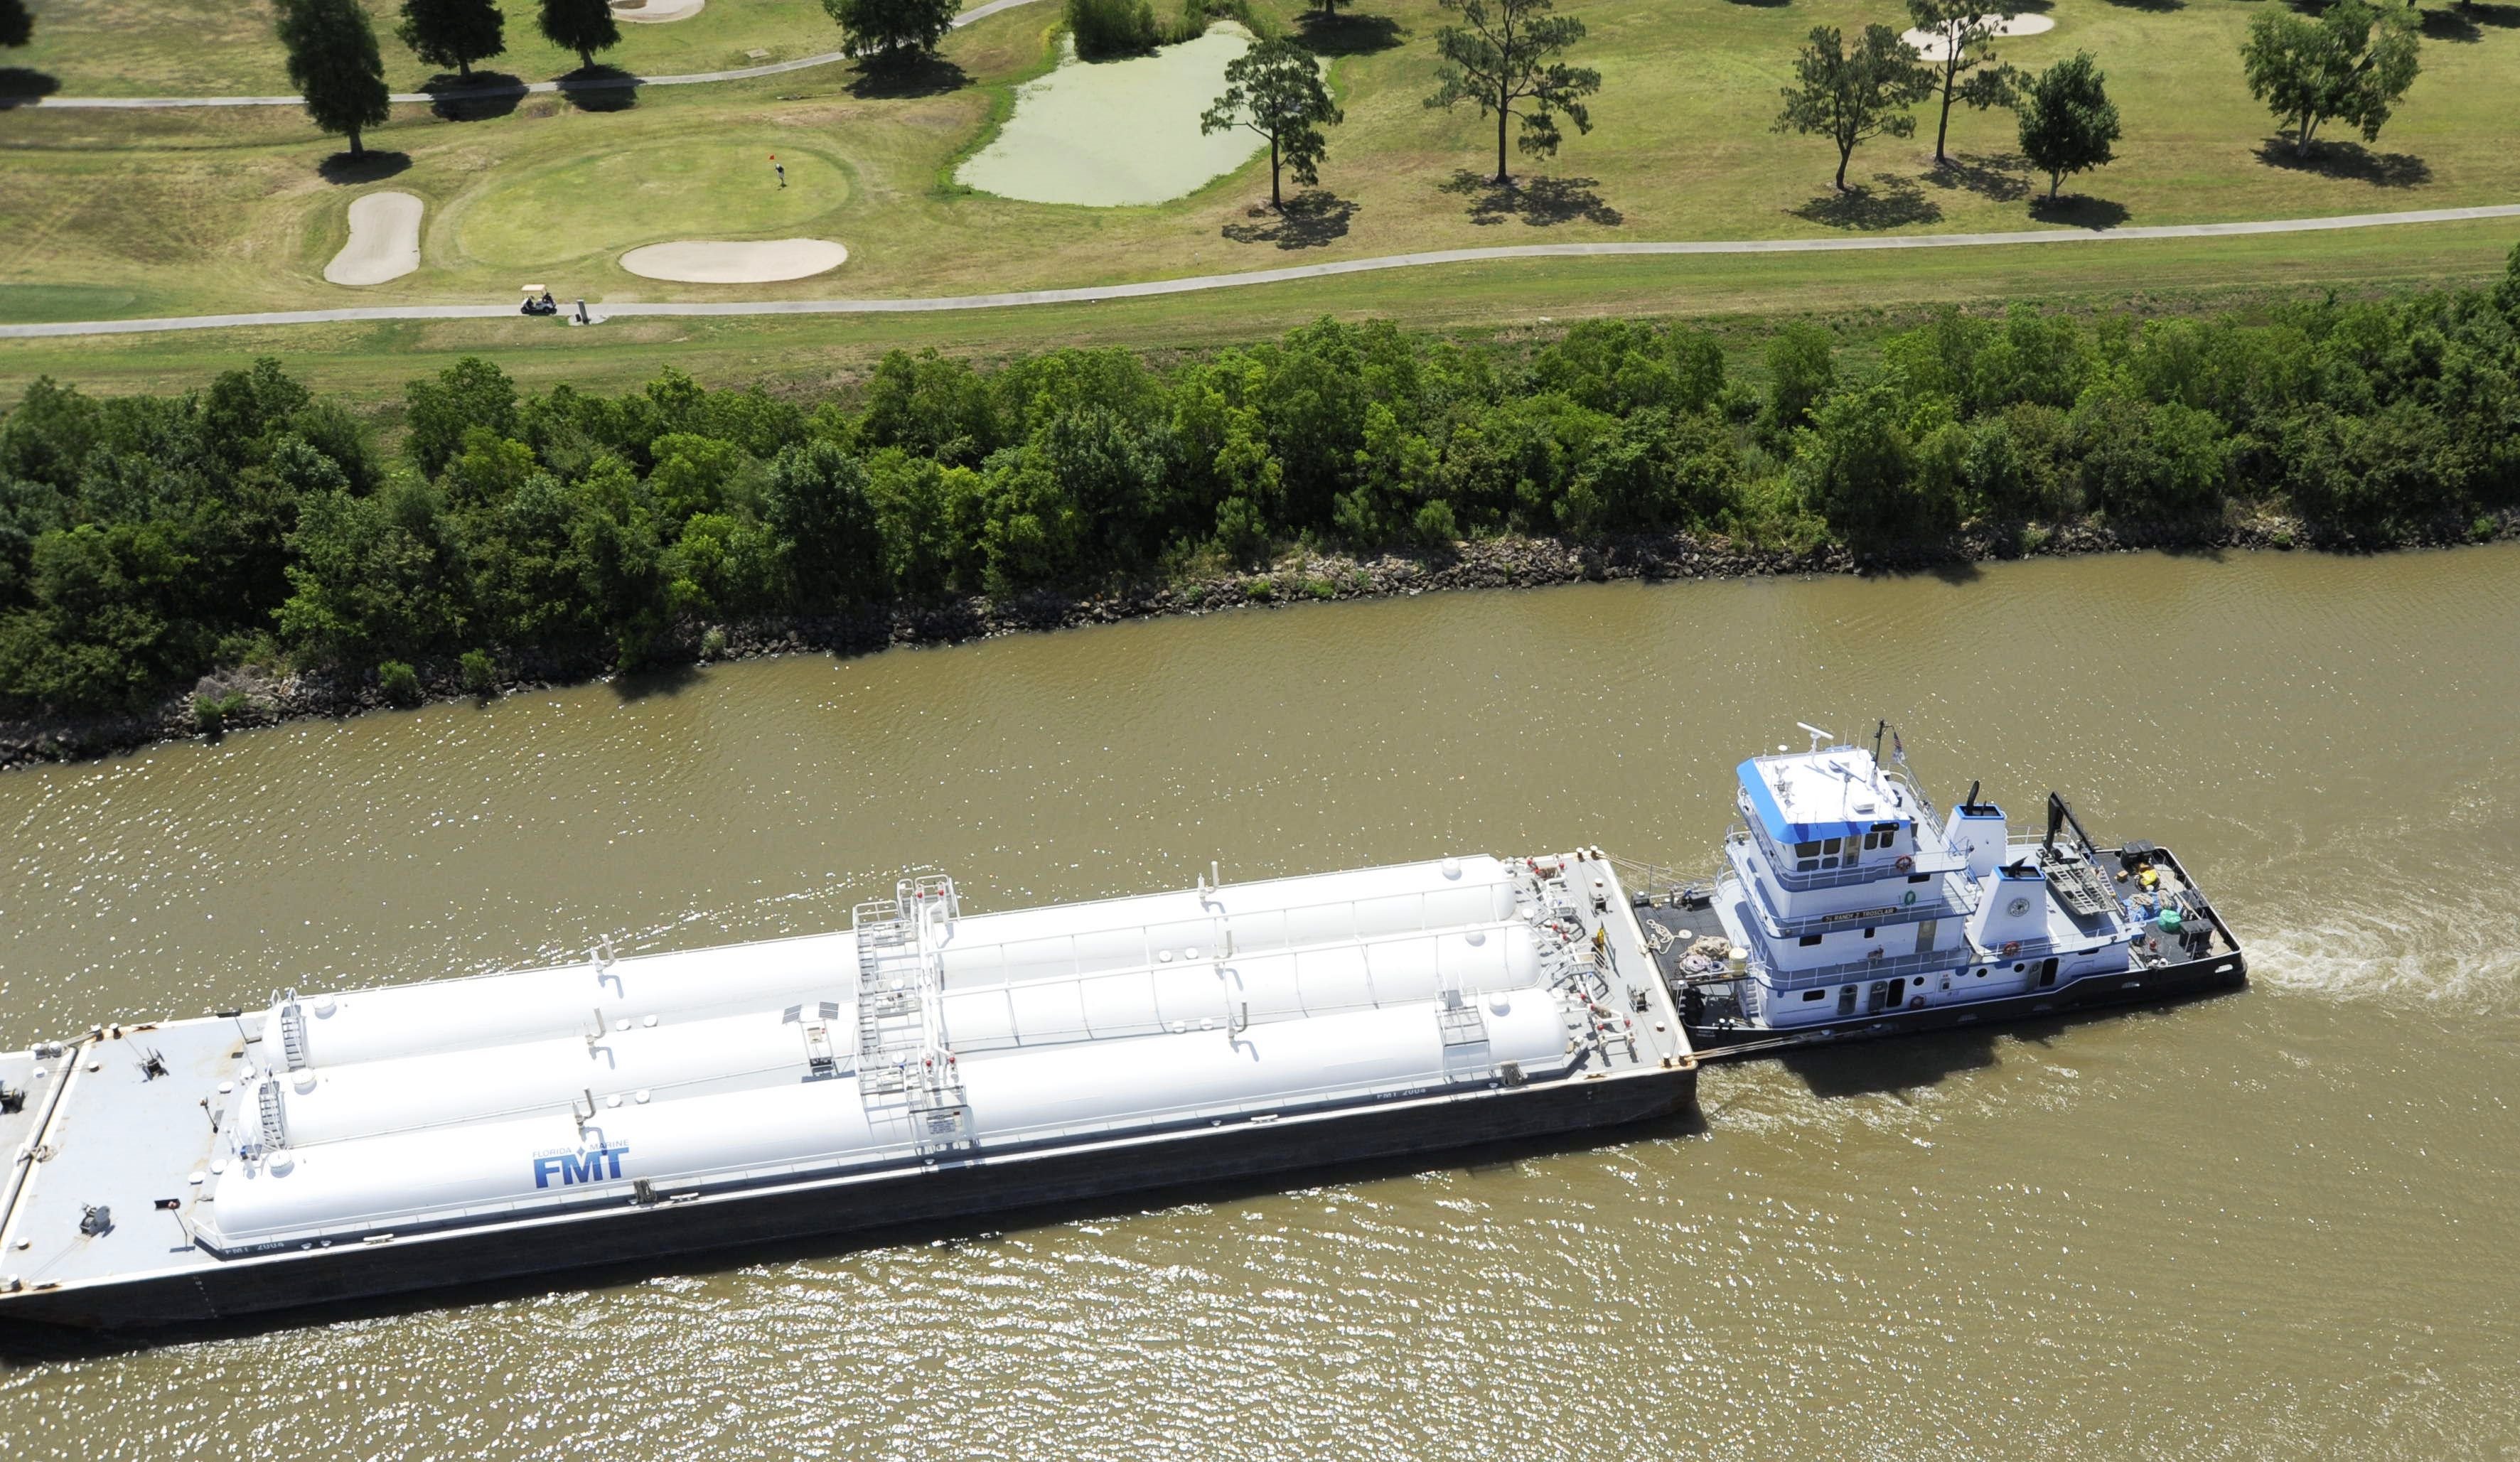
[
  {"x1": 1821, "y1": 907, "x2": 1899, "y2": 925},
  {"x1": 531, "y1": 1144, "x2": 631, "y2": 1188}
]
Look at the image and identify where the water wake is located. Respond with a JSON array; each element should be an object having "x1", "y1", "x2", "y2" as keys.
[{"x1": 2244, "y1": 872, "x2": 2520, "y2": 1015}]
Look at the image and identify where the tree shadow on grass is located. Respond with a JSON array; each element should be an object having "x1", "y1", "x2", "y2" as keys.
[
  {"x1": 1295, "y1": 11, "x2": 1405, "y2": 54},
  {"x1": 2420, "y1": 2, "x2": 2517, "y2": 40},
  {"x1": 2098, "y1": 0, "x2": 2182, "y2": 10},
  {"x1": 316, "y1": 149, "x2": 414, "y2": 184},
  {"x1": 1222, "y1": 189, "x2": 1359, "y2": 249},
  {"x1": 2255, "y1": 136, "x2": 2430, "y2": 188},
  {"x1": 2029, "y1": 192, "x2": 2130, "y2": 228},
  {"x1": 1439, "y1": 169, "x2": 1623, "y2": 226},
  {"x1": 846, "y1": 53, "x2": 968, "y2": 97},
  {"x1": 1924, "y1": 151, "x2": 2032, "y2": 203},
  {"x1": 1789, "y1": 173, "x2": 1941, "y2": 230},
  {"x1": 1725, "y1": 0, "x2": 1794, "y2": 9},
  {"x1": 423, "y1": 70, "x2": 525, "y2": 121},
  {"x1": 559, "y1": 64, "x2": 640, "y2": 112},
  {"x1": 0, "y1": 68, "x2": 60, "y2": 106}
]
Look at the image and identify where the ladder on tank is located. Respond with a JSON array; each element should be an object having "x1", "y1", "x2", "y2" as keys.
[{"x1": 852, "y1": 875, "x2": 972, "y2": 1152}]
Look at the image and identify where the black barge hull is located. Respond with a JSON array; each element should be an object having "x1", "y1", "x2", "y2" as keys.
[{"x1": 4, "y1": 1064, "x2": 1695, "y2": 1330}]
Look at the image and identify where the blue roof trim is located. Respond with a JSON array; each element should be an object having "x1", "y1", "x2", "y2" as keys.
[{"x1": 1737, "y1": 758, "x2": 1866, "y2": 844}]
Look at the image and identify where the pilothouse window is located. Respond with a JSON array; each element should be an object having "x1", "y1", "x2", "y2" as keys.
[{"x1": 1794, "y1": 836, "x2": 1848, "y2": 872}]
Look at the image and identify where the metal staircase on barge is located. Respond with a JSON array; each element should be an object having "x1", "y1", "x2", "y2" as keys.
[{"x1": 852, "y1": 876, "x2": 972, "y2": 1153}]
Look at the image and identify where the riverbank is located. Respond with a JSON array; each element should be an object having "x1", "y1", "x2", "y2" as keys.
[{"x1": 6, "y1": 512, "x2": 2507, "y2": 772}]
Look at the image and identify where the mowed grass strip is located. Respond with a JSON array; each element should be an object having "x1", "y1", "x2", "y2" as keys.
[
  {"x1": 1, "y1": 0, "x2": 2515, "y2": 326},
  {"x1": 5, "y1": 217, "x2": 2514, "y2": 407}
]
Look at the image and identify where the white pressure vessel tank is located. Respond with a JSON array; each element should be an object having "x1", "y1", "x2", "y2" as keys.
[
  {"x1": 274, "y1": 932, "x2": 859, "y2": 1069},
  {"x1": 274, "y1": 1002, "x2": 856, "y2": 1146}
]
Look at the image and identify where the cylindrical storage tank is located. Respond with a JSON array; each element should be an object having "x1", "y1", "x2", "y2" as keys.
[
  {"x1": 277, "y1": 932, "x2": 859, "y2": 1068},
  {"x1": 203, "y1": 992, "x2": 1574, "y2": 1247},
  {"x1": 205, "y1": 1078, "x2": 905, "y2": 1245},
  {"x1": 276, "y1": 1004, "x2": 852, "y2": 1146},
  {"x1": 957, "y1": 990, "x2": 1571, "y2": 1144},
  {"x1": 935, "y1": 922, "x2": 1545, "y2": 1052},
  {"x1": 938, "y1": 856, "x2": 1518, "y2": 990}
]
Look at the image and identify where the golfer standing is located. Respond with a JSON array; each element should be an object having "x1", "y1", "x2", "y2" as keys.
[{"x1": 772, "y1": 155, "x2": 786, "y2": 188}]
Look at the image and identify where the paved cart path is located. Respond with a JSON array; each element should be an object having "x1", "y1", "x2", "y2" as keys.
[
  {"x1": 14, "y1": 0, "x2": 1050, "y2": 109},
  {"x1": 6, "y1": 204, "x2": 2518, "y2": 340}
]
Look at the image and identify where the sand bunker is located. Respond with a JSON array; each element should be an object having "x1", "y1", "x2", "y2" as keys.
[
  {"x1": 1901, "y1": 12, "x2": 2054, "y2": 60},
  {"x1": 610, "y1": 0, "x2": 705, "y2": 22},
  {"x1": 323, "y1": 191, "x2": 423, "y2": 287},
  {"x1": 957, "y1": 26, "x2": 1267, "y2": 207},
  {"x1": 618, "y1": 238, "x2": 848, "y2": 282}
]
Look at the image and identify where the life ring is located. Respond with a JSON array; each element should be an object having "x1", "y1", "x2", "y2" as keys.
[
  {"x1": 1909, "y1": 996, "x2": 1925, "y2": 1010},
  {"x1": 2000, "y1": 940, "x2": 2022, "y2": 957},
  {"x1": 1894, "y1": 855, "x2": 1914, "y2": 872}
]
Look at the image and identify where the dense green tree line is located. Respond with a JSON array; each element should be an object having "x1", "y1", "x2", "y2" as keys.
[{"x1": 5, "y1": 257, "x2": 2519, "y2": 715}]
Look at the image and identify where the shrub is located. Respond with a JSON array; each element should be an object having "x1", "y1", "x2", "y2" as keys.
[
  {"x1": 193, "y1": 691, "x2": 249, "y2": 736},
  {"x1": 377, "y1": 659, "x2": 422, "y2": 706},
  {"x1": 1068, "y1": 0, "x2": 1159, "y2": 55},
  {"x1": 459, "y1": 647, "x2": 498, "y2": 695},
  {"x1": 1761, "y1": 323, "x2": 1837, "y2": 441}
]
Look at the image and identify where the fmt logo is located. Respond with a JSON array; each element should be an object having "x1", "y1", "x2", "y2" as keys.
[{"x1": 532, "y1": 1143, "x2": 631, "y2": 1189}]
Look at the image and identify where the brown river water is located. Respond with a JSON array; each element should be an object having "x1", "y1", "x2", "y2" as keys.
[{"x1": 3, "y1": 546, "x2": 2517, "y2": 1459}]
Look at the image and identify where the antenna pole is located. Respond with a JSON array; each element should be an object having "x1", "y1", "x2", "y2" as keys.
[{"x1": 1873, "y1": 719, "x2": 1887, "y2": 764}]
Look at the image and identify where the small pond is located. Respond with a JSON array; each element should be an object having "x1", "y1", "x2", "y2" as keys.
[{"x1": 957, "y1": 24, "x2": 1263, "y2": 207}]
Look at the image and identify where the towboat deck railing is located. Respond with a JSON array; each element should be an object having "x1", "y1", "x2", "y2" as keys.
[
  {"x1": 1723, "y1": 839, "x2": 1979, "y2": 936},
  {"x1": 1743, "y1": 932, "x2": 2059, "y2": 992},
  {"x1": 1726, "y1": 827, "x2": 1967, "y2": 893}
]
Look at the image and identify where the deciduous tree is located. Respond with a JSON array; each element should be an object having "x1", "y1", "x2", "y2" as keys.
[
  {"x1": 2015, "y1": 50, "x2": 2120, "y2": 200},
  {"x1": 820, "y1": 0, "x2": 961, "y2": 65},
  {"x1": 761, "y1": 439, "x2": 884, "y2": 606},
  {"x1": 277, "y1": 0, "x2": 392, "y2": 160},
  {"x1": 1203, "y1": 37, "x2": 1342, "y2": 210},
  {"x1": 1774, "y1": 24, "x2": 1936, "y2": 192},
  {"x1": 1423, "y1": 0, "x2": 1600, "y2": 186},
  {"x1": 0, "y1": 0, "x2": 33, "y2": 49},
  {"x1": 538, "y1": 0, "x2": 621, "y2": 71},
  {"x1": 397, "y1": 0, "x2": 505, "y2": 78},
  {"x1": 2240, "y1": 0, "x2": 2420, "y2": 157},
  {"x1": 1905, "y1": 0, "x2": 2019, "y2": 165}
]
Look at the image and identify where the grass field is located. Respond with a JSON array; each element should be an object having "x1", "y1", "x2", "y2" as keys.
[
  {"x1": 6, "y1": 219, "x2": 2513, "y2": 409},
  {"x1": 1, "y1": 0, "x2": 849, "y2": 96},
  {"x1": 3, "y1": 0, "x2": 2516, "y2": 400}
]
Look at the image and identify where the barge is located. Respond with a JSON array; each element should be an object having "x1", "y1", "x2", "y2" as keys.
[
  {"x1": 0, "y1": 852, "x2": 1695, "y2": 1328},
  {"x1": 1640, "y1": 726, "x2": 2248, "y2": 1053}
]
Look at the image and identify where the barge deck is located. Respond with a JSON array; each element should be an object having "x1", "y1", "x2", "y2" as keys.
[{"x1": 0, "y1": 851, "x2": 1695, "y2": 1328}]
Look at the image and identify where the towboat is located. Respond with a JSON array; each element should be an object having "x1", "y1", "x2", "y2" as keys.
[{"x1": 1642, "y1": 725, "x2": 2247, "y2": 1053}]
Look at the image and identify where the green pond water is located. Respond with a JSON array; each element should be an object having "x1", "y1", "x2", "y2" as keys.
[{"x1": 957, "y1": 26, "x2": 1264, "y2": 206}]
